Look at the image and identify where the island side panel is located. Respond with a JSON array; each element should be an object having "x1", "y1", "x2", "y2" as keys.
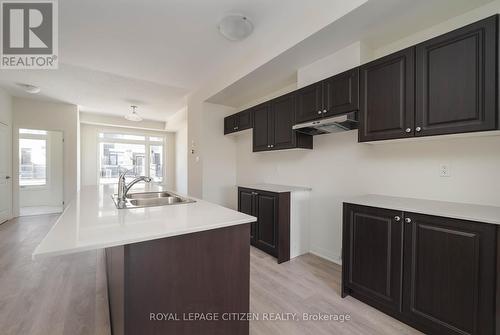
[
  {"x1": 105, "y1": 245, "x2": 125, "y2": 335},
  {"x1": 124, "y1": 224, "x2": 250, "y2": 335}
]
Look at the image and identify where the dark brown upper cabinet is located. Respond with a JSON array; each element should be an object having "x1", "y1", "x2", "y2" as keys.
[
  {"x1": 295, "y1": 82, "x2": 323, "y2": 123},
  {"x1": 252, "y1": 103, "x2": 272, "y2": 151},
  {"x1": 415, "y1": 15, "x2": 498, "y2": 137},
  {"x1": 224, "y1": 109, "x2": 253, "y2": 135},
  {"x1": 295, "y1": 68, "x2": 359, "y2": 124},
  {"x1": 253, "y1": 93, "x2": 312, "y2": 152},
  {"x1": 360, "y1": 15, "x2": 498, "y2": 142},
  {"x1": 359, "y1": 47, "x2": 415, "y2": 142},
  {"x1": 323, "y1": 68, "x2": 359, "y2": 118}
]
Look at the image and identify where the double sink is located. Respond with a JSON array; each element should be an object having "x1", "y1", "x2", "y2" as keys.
[{"x1": 112, "y1": 191, "x2": 195, "y2": 209}]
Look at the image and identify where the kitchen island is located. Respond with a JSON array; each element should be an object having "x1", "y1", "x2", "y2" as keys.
[{"x1": 33, "y1": 185, "x2": 256, "y2": 335}]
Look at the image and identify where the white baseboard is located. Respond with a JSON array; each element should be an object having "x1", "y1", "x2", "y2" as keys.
[{"x1": 309, "y1": 246, "x2": 342, "y2": 266}]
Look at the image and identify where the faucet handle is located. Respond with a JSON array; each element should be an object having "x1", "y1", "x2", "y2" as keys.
[{"x1": 118, "y1": 167, "x2": 131, "y2": 181}]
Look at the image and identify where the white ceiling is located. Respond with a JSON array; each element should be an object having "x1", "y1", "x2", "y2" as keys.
[
  {"x1": 0, "y1": 0, "x2": 495, "y2": 120},
  {"x1": 0, "y1": 0, "x2": 366, "y2": 121},
  {"x1": 207, "y1": 0, "x2": 496, "y2": 107}
]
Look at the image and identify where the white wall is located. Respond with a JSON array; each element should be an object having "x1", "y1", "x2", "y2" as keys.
[
  {"x1": 234, "y1": 2, "x2": 500, "y2": 264},
  {"x1": 201, "y1": 103, "x2": 237, "y2": 209},
  {"x1": 371, "y1": 0, "x2": 500, "y2": 61},
  {"x1": 12, "y1": 97, "x2": 79, "y2": 216},
  {"x1": 297, "y1": 41, "x2": 362, "y2": 87},
  {"x1": 175, "y1": 123, "x2": 188, "y2": 194},
  {"x1": 185, "y1": 100, "x2": 238, "y2": 209},
  {"x1": 80, "y1": 123, "x2": 176, "y2": 190},
  {"x1": 20, "y1": 131, "x2": 64, "y2": 208},
  {"x1": 0, "y1": 88, "x2": 13, "y2": 221}
]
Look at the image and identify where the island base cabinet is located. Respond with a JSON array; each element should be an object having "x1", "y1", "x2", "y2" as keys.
[
  {"x1": 342, "y1": 203, "x2": 499, "y2": 335},
  {"x1": 105, "y1": 224, "x2": 250, "y2": 335}
]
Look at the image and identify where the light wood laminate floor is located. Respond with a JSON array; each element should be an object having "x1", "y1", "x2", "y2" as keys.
[{"x1": 0, "y1": 215, "x2": 421, "y2": 335}]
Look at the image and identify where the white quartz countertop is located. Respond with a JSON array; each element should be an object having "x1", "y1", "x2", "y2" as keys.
[
  {"x1": 238, "y1": 183, "x2": 311, "y2": 193},
  {"x1": 33, "y1": 185, "x2": 256, "y2": 259},
  {"x1": 345, "y1": 194, "x2": 500, "y2": 225}
]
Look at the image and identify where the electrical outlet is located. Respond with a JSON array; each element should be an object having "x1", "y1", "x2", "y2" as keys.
[{"x1": 440, "y1": 164, "x2": 451, "y2": 177}]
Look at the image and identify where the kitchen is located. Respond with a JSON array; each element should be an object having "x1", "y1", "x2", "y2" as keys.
[{"x1": 1, "y1": 1, "x2": 500, "y2": 335}]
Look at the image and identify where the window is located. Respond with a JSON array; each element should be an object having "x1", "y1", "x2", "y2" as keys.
[
  {"x1": 98, "y1": 132, "x2": 165, "y2": 184},
  {"x1": 19, "y1": 131, "x2": 47, "y2": 187},
  {"x1": 150, "y1": 144, "x2": 163, "y2": 182}
]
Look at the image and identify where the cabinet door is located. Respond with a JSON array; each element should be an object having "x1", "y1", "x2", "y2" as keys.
[
  {"x1": 295, "y1": 82, "x2": 323, "y2": 123},
  {"x1": 359, "y1": 47, "x2": 415, "y2": 142},
  {"x1": 415, "y1": 15, "x2": 497, "y2": 137},
  {"x1": 403, "y1": 213, "x2": 496, "y2": 335},
  {"x1": 323, "y1": 68, "x2": 359, "y2": 117},
  {"x1": 255, "y1": 192, "x2": 278, "y2": 257},
  {"x1": 252, "y1": 104, "x2": 270, "y2": 152},
  {"x1": 237, "y1": 109, "x2": 253, "y2": 131},
  {"x1": 224, "y1": 115, "x2": 237, "y2": 135},
  {"x1": 342, "y1": 204, "x2": 404, "y2": 313},
  {"x1": 238, "y1": 189, "x2": 257, "y2": 243},
  {"x1": 271, "y1": 93, "x2": 296, "y2": 150}
]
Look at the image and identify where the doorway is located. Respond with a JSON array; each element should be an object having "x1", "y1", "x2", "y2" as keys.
[{"x1": 18, "y1": 129, "x2": 64, "y2": 216}]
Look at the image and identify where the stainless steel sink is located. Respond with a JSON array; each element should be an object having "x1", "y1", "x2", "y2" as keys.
[
  {"x1": 112, "y1": 191, "x2": 195, "y2": 209},
  {"x1": 126, "y1": 191, "x2": 175, "y2": 199}
]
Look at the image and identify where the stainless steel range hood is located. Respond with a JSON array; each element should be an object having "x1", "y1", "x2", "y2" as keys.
[{"x1": 292, "y1": 112, "x2": 358, "y2": 135}]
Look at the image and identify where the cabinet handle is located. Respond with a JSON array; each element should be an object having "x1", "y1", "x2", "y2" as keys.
[
  {"x1": 270, "y1": 144, "x2": 274, "y2": 148},
  {"x1": 405, "y1": 217, "x2": 412, "y2": 223},
  {"x1": 416, "y1": 127, "x2": 421, "y2": 132},
  {"x1": 317, "y1": 110, "x2": 322, "y2": 114},
  {"x1": 322, "y1": 109, "x2": 327, "y2": 114},
  {"x1": 394, "y1": 216, "x2": 401, "y2": 222},
  {"x1": 405, "y1": 128, "x2": 412, "y2": 133},
  {"x1": 5, "y1": 176, "x2": 11, "y2": 180}
]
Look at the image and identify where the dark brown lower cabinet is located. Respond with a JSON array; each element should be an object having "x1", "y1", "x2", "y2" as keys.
[
  {"x1": 238, "y1": 187, "x2": 290, "y2": 263},
  {"x1": 342, "y1": 203, "x2": 499, "y2": 335},
  {"x1": 106, "y1": 224, "x2": 250, "y2": 335}
]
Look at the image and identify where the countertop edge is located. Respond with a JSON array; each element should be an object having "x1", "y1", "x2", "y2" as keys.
[
  {"x1": 344, "y1": 195, "x2": 500, "y2": 225},
  {"x1": 238, "y1": 183, "x2": 312, "y2": 193},
  {"x1": 32, "y1": 216, "x2": 256, "y2": 260}
]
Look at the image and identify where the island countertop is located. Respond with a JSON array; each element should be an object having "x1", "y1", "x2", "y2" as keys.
[{"x1": 33, "y1": 185, "x2": 256, "y2": 259}]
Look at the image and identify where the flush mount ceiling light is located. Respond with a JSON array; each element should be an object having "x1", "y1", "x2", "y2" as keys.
[
  {"x1": 125, "y1": 105, "x2": 143, "y2": 122},
  {"x1": 218, "y1": 14, "x2": 253, "y2": 41},
  {"x1": 17, "y1": 83, "x2": 40, "y2": 94}
]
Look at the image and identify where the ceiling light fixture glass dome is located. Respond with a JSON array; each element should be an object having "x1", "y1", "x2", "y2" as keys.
[
  {"x1": 125, "y1": 105, "x2": 142, "y2": 122},
  {"x1": 218, "y1": 14, "x2": 253, "y2": 41}
]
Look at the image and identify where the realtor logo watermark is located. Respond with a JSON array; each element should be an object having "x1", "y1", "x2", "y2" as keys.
[{"x1": 1, "y1": 0, "x2": 58, "y2": 69}]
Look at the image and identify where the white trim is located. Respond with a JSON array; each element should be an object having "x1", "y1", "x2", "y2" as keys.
[
  {"x1": 309, "y1": 247, "x2": 342, "y2": 266},
  {"x1": 80, "y1": 120, "x2": 169, "y2": 133}
]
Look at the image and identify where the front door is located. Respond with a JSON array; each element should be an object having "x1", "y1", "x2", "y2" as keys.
[{"x1": 0, "y1": 123, "x2": 12, "y2": 223}]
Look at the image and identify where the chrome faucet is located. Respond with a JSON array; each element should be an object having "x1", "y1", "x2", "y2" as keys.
[{"x1": 117, "y1": 169, "x2": 152, "y2": 205}]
